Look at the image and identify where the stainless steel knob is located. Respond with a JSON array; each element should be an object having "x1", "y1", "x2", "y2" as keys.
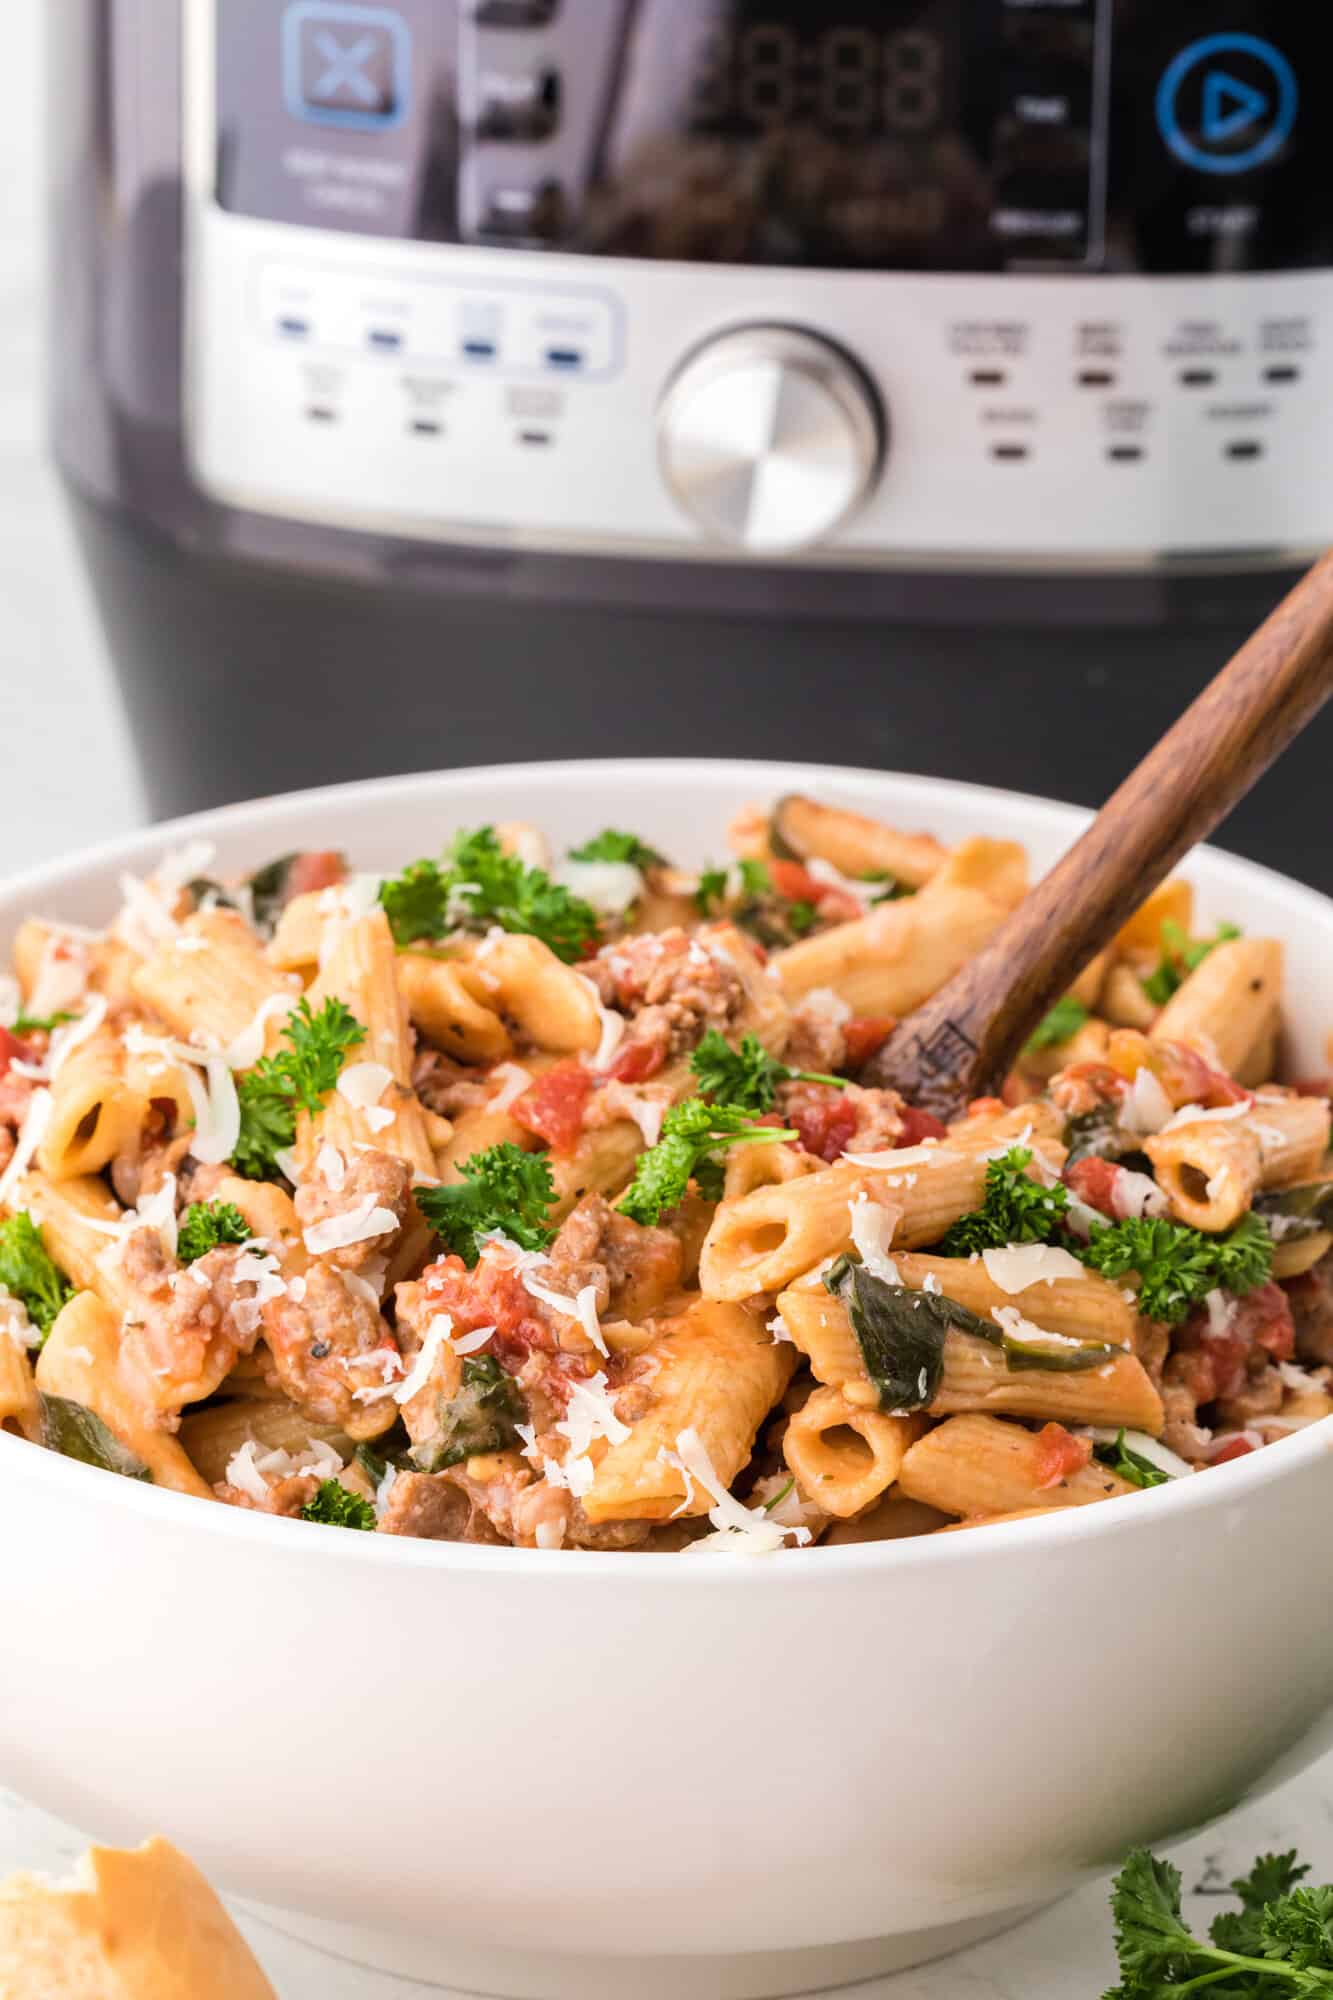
[{"x1": 657, "y1": 326, "x2": 884, "y2": 553}]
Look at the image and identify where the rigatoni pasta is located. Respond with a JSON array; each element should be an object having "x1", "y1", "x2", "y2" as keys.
[{"x1": 0, "y1": 792, "x2": 1326, "y2": 1554}]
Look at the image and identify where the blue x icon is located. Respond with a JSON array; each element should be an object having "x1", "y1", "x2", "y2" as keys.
[{"x1": 283, "y1": 3, "x2": 412, "y2": 131}]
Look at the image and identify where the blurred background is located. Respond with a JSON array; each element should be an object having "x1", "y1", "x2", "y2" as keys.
[{"x1": 14, "y1": 1, "x2": 1333, "y2": 884}]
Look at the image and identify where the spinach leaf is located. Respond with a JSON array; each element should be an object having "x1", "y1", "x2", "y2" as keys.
[
  {"x1": 823, "y1": 1256, "x2": 989, "y2": 1412},
  {"x1": 1254, "y1": 1180, "x2": 1333, "y2": 1244},
  {"x1": 1000, "y1": 1328, "x2": 1119, "y2": 1373},
  {"x1": 246, "y1": 854, "x2": 301, "y2": 936},
  {"x1": 38, "y1": 1394, "x2": 152, "y2": 1482},
  {"x1": 407, "y1": 1356, "x2": 525, "y2": 1474}
]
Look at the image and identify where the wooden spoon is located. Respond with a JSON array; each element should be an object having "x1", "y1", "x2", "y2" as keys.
[{"x1": 863, "y1": 549, "x2": 1333, "y2": 1120}]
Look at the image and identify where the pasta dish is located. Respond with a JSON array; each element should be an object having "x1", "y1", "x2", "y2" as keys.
[{"x1": 2, "y1": 795, "x2": 1330, "y2": 1552}]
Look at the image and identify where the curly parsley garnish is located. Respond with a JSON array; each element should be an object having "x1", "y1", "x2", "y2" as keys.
[
  {"x1": 1092, "y1": 1429, "x2": 1172, "y2": 1490},
  {"x1": 1079, "y1": 1210, "x2": 1273, "y2": 1325},
  {"x1": 0, "y1": 1212, "x2": 74, "y2": 1342},
  {"x1": 567, "y1": 829, "x2": 664, "y2": 869},
  {"x1": 177, "y1": 1200, "x2": 252, "y2": 1265},
  {"x1": 301, "y1": 1481, "x2": 377, "y2": 1531},
  {"x1": 617, "y1": 1098, "x2": 796, "y2": 1225},
  {"x1": 938, "y1": 1147, "x2": 1071, "y2": 1256},
  {"x1": 1102, "y1": 1843, "x2": 1333, "y2": 1997},
  {"x1": 416, "y1": 1143, "x2": 558, "y2": 1267},
  {"x1": 1142, "y1": 918, "x2": 1242, "y2": 1007},
  {"x1": 231, "y1": 997, "x2": 366, "y2": 1181},
  {"x1": 10, "y1": 1009, "x2": 74, "y2": 1036},
  {"x1": 690, "y1": 1029, "x2": 846, "y2": 1113},
  {"x1": 378, "y1": 826, "x2": 600, "y2": 962}
]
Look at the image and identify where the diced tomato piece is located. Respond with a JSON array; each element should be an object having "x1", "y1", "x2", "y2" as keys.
[
  {"x1": 0, "y1": 1027, "x2": 35, "y2": 1080},
  {"x1": 511, "y1": 1060, "x2": 594, "y2": 1154},
  {"x1": 965, "y1": 1095, "x2": 1007, "y2": 1120},
  {"x1": 787, "y1": 1084, "x2": 860, "y2": 1164},
  {"x1": 769, "y1": 858, "x2": 825, "y2": 905},
  {"x1": 1292, "y1": 1076, "x2": 1332, "y2": 1101},
  {"x1": 898, "y1": 1105, "x2": 948, "y2": 1145},
  {"x1": 1151, "y1": 1038, "x2": 1250, "y2": 1109},
  {"x1": 285, "y1": 850, "x2": 346, "y2": 901},
  {"x1": 1033, "y1": 1423, "x2": 1093, "y2": 1490},
  {"x1": 1210, "y1": 1433, "x2": 1259, "y2": 1465},
  {"x1": 813, "y1": 888, "x2": 863, "y2": 924},
  {"x1": 420, "y1": 1252, "x2": 551, "y2": 1370},
  {"x1": 843, "y1": 1016, "x2": 896, "y2": 1069},
  {"x1": 606, "y1": 1036, "x2": 666, "y2": 1084},
  {"x1": 1064, "y1": 1157, "x2": 1121, "y2": 1219},
  {"x1": 1232, "y1": 1281, "x2": 1295, "y2": 1363}
]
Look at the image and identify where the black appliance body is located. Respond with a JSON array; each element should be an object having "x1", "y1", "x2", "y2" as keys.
[{"x1": 49, "y1": 2, "x2": 1333, "y2": 887}]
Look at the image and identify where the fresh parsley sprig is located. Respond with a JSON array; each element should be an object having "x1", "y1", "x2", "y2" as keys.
[
  {"x1": 10, "y1": 1009, "x2": 74, "y2": 1037},
  {"x1": 1104, "y1": 1844, "x2": 1333, "y2": 1997},
  {"x1": 617, "y1": 1097, "x2": 797, "y2": 1225},
  {"x1": 689, "y1": 1029, "x2": 846, "y2": 1113},
  {"x1": 938, "y1": 1147, "x2": 1071, "y2": 1256},
  {"x1": 0, "y1": 1212, "x2": 74, "y2": 1342},
  {"x1": 567, "y1": 829, "x2": 664, "y2": 869},
  {"x1": 1024, "y1": 994, "x2": 1091, "y2": 1053},
  {"x1": 231, "y1": 997, "x2": 366, "y2": 1181},
  {"x1": 301, "y1": 1480, "x2": 377, "y2": 1531},
  {"x1": 379, "y1": 826, "x2": 600, "y2": 962},
  {"x1": 1092, "y1": 1429, "x2": 1172, "y2": 1490},
  {"x1": 1079, "y1": 1211, "x2": 1273, "y2": 1325},
  {"x1": 177, "y1": 1200, "x2": 252, "y2": 1265},
  {"x1": 416, "y1": 1143, "x2": 558, "y2": 1267},
  {"x1": 1142, "y1": 918, "x2": 1242, "y2": 1008}
]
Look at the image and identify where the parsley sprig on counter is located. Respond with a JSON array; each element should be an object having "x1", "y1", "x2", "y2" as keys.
[
  {"x1": 1104, "y1": 1844, "x2": 1333, "y2": 1997},
  {"x1": 416, "y1": 1143, "x2": 558, "y2": 1267},
  {"x1": 618, "y1": 1098, "x2": 797, "y2": 1225},
  {"x1": 690, "y1": 1029, "x2": 846, "y2": 1113},
  {"x1": 231, "y1": 998, "x2": 365, "y2": 1181},
  {"x1": 379, "y1": 826, "x2": 600, "y2": 962},
  {"x1": 0, "y1": 1212, "x2": 74, "y2": 1343},
  {"x1": 177, "y1": 1200, "x2": 252, "y2": 1265}
]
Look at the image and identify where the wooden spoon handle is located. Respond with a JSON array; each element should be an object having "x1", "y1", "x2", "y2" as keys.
[{"x1": 867, "y1": 548, "x2": 1333, "y2": 1116}]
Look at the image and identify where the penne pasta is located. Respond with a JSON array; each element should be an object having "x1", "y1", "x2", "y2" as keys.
[
  {"x1": 1149, "y1": 937, "x2": 1282, "y2": 1083},
  {"x1": 897, "y1": 1413, "x2": 1135, "y2": 1518},
  {"x1": 131, "y1": 910, "x2": 299, "y2": 1050},
  {"x1": 781, "y1": 1387, "x2": 925, "y2": 1517}
]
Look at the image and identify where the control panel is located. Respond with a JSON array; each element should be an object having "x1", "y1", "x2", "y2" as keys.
[{"x1": 186, "y1": 0, "x2": 1333, "y2": 568}]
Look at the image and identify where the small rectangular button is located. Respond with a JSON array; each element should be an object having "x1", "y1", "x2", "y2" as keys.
[
  {"x1": 473, "y1": 0, "x2": 559, "y2": 26},
  {"x1": 476, "y1": 69, "x2": 560, "y2": 141},
  {"x1": 481, "y1": 181, "x2": 566, "y2": 243},
  {"x1": 283, "y1": 2, "x2": 412, "y2": 131}
]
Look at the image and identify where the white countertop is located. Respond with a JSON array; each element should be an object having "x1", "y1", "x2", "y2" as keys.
[{"x1": 2, "y1": 17, "x2": 1331, "y2": 1998}]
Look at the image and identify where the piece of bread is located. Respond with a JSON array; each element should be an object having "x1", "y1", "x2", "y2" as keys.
[{"x1": 0, "y1": 1837, "x2": 277, "y2": 1999}]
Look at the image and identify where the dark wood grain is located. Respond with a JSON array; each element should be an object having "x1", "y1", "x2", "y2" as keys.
[{"x1": 864, "y1": 548, "x2": 1333, "y2": 1119}]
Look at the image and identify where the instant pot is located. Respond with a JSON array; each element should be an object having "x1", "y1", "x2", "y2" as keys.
[{"x1": 49, "y1": 3, "x2": 1333, "y2": 886}]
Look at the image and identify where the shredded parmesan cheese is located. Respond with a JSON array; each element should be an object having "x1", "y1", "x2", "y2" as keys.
[
  {"x1": 577, "y1": 975, "x2": 626, "y2": 1072},
  {"x1": 224, "y1": 992, "x2": 297, "y2": 1070},
  {"x1": 665, "y1": 1427, "x2": 812, "y2": 1554},
  {"x1": 393, "y1": 1314, "x2": 452, "y2": 1404},
  {"x1": 842, "y1": 1142, "x2": 955, "y2": 1171},
  {"x1": 848, "y1": 1193, "x2": 902, "y2": 1285},
  {"x1": 0, "y1": 1090, "x2": 52, "y2": 1207},
  {"x1": 303, "y1": 1196, "x2": 399, "y2": 1256},
  {"x1": 1120, "y1": 1068, "x2": 1175, "y2": 1137},
  {"x1": 337, "y1": 1060, "x2": 396, "y2": 1132},
  {"x1": 981, "y1": 1243, "x2": 1086, "y2": 1293},
  {"x1": 557, "y1": 858, "x2": 644, "y2": 916},
  {"x1": 46, "y1": 996, "x2": 109, "y2": 1080},
  {"x1": 991, "y1": 1305, "x2": 1086, "y2": 1351},
  {"x1": 487, "y1": 1062, "x2": 534, "y2": 1114}
]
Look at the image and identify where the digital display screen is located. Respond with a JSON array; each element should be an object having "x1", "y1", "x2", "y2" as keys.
[{"x1": 213, "y1": 0, "x2": 1333, "y2": 276}]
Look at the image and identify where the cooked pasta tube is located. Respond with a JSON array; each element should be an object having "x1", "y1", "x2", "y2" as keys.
[
  {"x1": 581, "y1": 1298, "x2": 795, "y2": 1524},
  {"x1": 1114, "y1": 877, "x2": 1193, "y2": 956},
  {"x1": 265, "y1": 889, "x2": 326, "y2": 974},
  {"x1": 178, "y1": 1396, "x2": 353, "y2": 1486},
  {"x1": 929, "y1": 1335, "x2": 1163, "y2": 1430},
  {"x1": 1272, "y1": 1229, "x2": 1333, "y2": 1281},
  {"x1": 722, "y1": 1138, "x2": 818, "y2": 1202},
  {"x1": 821, "y1": 1493, "x2": 952, "y2": 1544},
  {"x1": 781, "y1": 1387, "x2": 925, "y2": 1517},
  {"x1": 897, "y1": 1413, "x2": 1134, "y2": 1518},
  {"x1": 1145, "y1": 1095, "x2": 1331, "y2": 1231},
  {"x1": 767, "y1": 794, "x2": 948, "y2": 887},
  {"x1": 1149, "y1": 937, "x2": 1282, "y2": 1083},
  {"x1": 940, "y1": 1506, "x2": 1065, "y2": 1533},
  {"x1": 700, "y1": 1120, "x2": 1066, "y2": 1305},
  {"x1": 1100, "y1": 964, "x2": 1158, "y2": 1031},
  {"x1": 131, "y1": 910, "x2": 299, "y2": 1048},
  {"x1": 397, "y1": 952, "x2": 514, "y2": 1063},
  {"x1": 36, "y1": 1026, "x2": 175, "y2": 1182},
  {"x1": 0, "y1": 1337, "x2": 40, "y2": 1441},
  {"x1": 14, "y1": 920, "x2": 141, "y2": 1013},
  {"x1": 465, "y1": 932, "x2": 603, "y2": 1054},
  {"x1": 547, "y1": 1121, "x2": 647, "y2": 1217},
  {"x1": 298, "y1": 910, "x2": 436, "y2": 1178},
  {"x1": 1144, "y1": 1119, "x2": 1262, "y2": 1232},
  {"x1": 21, "y1": 1171, "x2": 133, "y2": 1312},
  {"x1": 773, "y1": 837, "x2": 1027, "y2": 1013},
  {"x1": 34, "y1": 1293, "x2": 214, "y2": 1497}
]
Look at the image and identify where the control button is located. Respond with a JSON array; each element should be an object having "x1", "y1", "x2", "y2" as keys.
[
  {"x1": 480, "y1": 181, "x2": 566, "y2": 244},
  {"x1": 1155, "y1": 34, "x2": 1297, "y2": 177},
  {"x1": 473, "y1": 0, "x2": 559, "y2": 25},
  {"x1": 657, "y1": 327, "x2": 884, "y2": 554},
  {"x1": 283, "y1": 2, "x2": 411, "y2": 131},
  {"x1": 477, "y1": 69, "x2": 560, "y2": 142}
]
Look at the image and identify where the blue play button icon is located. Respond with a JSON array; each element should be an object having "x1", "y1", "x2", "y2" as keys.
[
  {"x1": 1201, "y1": 70, "x2": 1268, "y2": 146},
  {"x1": 1156, "y1": 33, "x2": 1297, "y2": 176}
]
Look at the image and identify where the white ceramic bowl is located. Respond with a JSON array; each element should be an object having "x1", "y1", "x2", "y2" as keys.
[{"x1": 4, "y1": 761, "x2": 1333, "y2": 2000}]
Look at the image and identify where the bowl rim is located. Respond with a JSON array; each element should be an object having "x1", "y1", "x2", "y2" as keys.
[{"x1": 4, "y1": 753, "x2": 1331, "y2": 1576}]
